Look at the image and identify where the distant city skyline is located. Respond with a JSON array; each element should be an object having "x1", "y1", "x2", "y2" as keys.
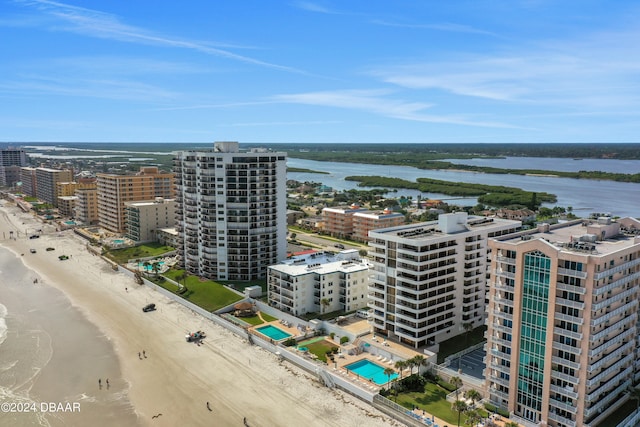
[{"x1": 2, "y1": 1, "x2": 640, "y2": 144}]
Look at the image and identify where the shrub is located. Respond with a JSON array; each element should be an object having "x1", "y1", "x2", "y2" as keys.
[
  {"x1": 340, "y1": 336, "x2": 349, "y2": 344},
  {"x1": 484, "y1": 402, "x2": 510, "y2": 418},
  {"x1": 331, "y1": 347, "x2": 339, "y2": 354},
  {"x1": 398, "y1": 374, "x2": 426, "y2": 392},
  {"x1": 437, "y1": 379, "x2": 457, "y2": 392},
  {"x1": 283, "y1": 338, "x2": 297, "y2": 347},
  {"x1": 329, "y1": 332, "x2": 335, "y2": 339}
]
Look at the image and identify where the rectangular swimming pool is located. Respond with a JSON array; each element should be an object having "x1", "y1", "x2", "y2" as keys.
[
  {"x1": 345, "y1": 359, "x2": 398, "y2": 385},
  {"x1": 256, "y1": 325, "x2": 292, "y2": 341}
]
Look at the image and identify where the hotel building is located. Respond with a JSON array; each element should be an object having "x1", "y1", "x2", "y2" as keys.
[
  {"x1": 368, "y1": 212, "x2": 521, "y2": 348},
  {"x1": 19, "y1": 167, "x2": 37, "y2": 197},
  {"x1": 174, "y1": 141, "x2": 287, "y2": 281},
  {"x1": 485, "y1": 217, "x2": 640, "y2": 427},
  {"x1": 96, "y1": 167, "x2": 175, "y2": 233},
  {"x1": 0, "y1": 148, "x2": 27, "y2": 187},
  {"x1": 74, "y1": 184, "x2": 99, "y2": 225},
  {"x1": 268, "y1": 249, "x2": 369, "y2": 316}
]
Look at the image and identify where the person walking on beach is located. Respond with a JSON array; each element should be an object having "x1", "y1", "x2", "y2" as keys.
[
  {"x1": 106, "y1": 379, "x2": 109, "y2": 388},
  {"x1": 98, "y1": 379, "x2": 101, "y2": 388},
  {"x1": 138, "y1": 352, "x2": 141, "y2": 359},
  {"x1": 143, "y1": 350, "x2": 146, "y2": 358},
  {"x1": 206, "y1": 401, "x2": 211, "y2": 411}
]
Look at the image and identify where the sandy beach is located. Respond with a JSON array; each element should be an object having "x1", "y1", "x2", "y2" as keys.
[{"x1": 0, "y1": 199, "x2": 402, "y2": 427}]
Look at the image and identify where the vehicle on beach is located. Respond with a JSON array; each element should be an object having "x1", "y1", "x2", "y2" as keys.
[
  {"x1": 186, "y1": 331, "x2": 206, "y2": 342},
  {"x1": 58, "y1": 255, "x2": 69, "y2": 260},
  {"x1": 142, "y1": 303, "x2": 156, "y2": 312},
  {"x1": 29, "y1": 235, "x2": 39, "y2": 239},
  {"x1": 30, "y1": 249, "x2": 36, "y2": 253},
  {"x1": 46, "y1": 247, "x2": 55, "y2": 251}
]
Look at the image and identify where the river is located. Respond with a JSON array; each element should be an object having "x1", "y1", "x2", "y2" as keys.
[{"x1": 287, "y1": 157, "x2": 640, "y2": 218}]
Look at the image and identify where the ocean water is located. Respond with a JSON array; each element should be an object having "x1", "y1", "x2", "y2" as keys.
[{"x1": 0, "y1": 247, "x2": 139, "y2": 426}]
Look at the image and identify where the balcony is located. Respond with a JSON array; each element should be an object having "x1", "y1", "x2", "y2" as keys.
[{"x1": 590, "y1": 301, "x2": 637, "y2": 327}]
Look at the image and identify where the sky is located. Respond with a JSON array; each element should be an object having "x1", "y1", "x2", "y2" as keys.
[{"x1": 2, "y1": 0, "x2": 640, "y2": 144}]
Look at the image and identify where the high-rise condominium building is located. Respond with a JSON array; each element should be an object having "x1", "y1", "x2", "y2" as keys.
[
  {"x1": 97, "y1": 167, "x2": 175, "y2": 233},
  {"x1": 174, "y1": 141, "x2": 287, "y2": 281},
  {"x1": 0, "y1": 148, "x2": 27, "y2": 187},
  {"x1": 368, "y1": 212, "x2": 521, "y2": 349},
  {"x1": 268, "y1": 249, "x2": 369, "y2": 316},
  {"x1": 485, "y1": 217, "x2": 640, "y2": 427},
  {"x1": 35, "y1": 167, "x2": 73, "y2": 207}
]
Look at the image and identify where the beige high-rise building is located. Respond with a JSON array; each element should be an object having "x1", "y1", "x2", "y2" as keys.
[
  {"x1": 368, "y1": 212, "x2": 521, "y2": 349},
  {"x1": 485, "y1": 217, "x2": 640, "y2": 427},
  {"x1": 35, "y1": 168, "x2": 73, "y2": 207},
  {"x1": 74, "y1": 183, "x2": 98, "y2": 225},
  {"x1": 97, "y1": 167, "x2": 174, "y2": 233},
  {"x1": 19, "y1": 167, "x2": 37, "y2": 196}
]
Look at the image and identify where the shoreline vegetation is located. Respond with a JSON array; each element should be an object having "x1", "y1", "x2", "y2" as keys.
[
  {"x1": 345, "y1": 175, "x2": 557, "y2": 209},
  {"x1": 287, "y1": 150, "x2": 640, "y2": 183},
  {"x1": 287, "y1": 167, "x2": 329, "y2": 174}
]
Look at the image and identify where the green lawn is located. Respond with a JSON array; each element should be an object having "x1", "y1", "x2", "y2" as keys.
[
  {"x1": 105, "y1": 242, "x2": 175, "y2": 264},
  {"x1": 163, "y1": 269, "x2": 243, "y2": 312},
  {"x1": 305, "y1": 339, "x2": 337, "y2": 363},
  {"x1": 241, "y1": 315, "x2": 265, "y2": 326},
  {"x1": 437, "y1": 325, "x2": 487, "y2": 364},
  {"x1": 395, "y1": 382, "x2": 486, "y2": 425},
  {"x1": 261, "y1": 312, "x2": 278, "y2": 322}
]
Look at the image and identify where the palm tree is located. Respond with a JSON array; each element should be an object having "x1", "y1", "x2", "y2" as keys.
[
  {"x1": 394, "y1": 360, "x2": 407, "y2": 380},
  {"x1": 464, "y1": 389, "x2": 481, "y2": 408},
  {"x1": 151, "y1": 261, "x2": 160, "y2": 278},
  {"x1": 452, "y1": 400, "x2": 468, "y2": 427},
  {"x1": 451, "y1": 376, "x2": 463, "y2": 400},
  {"x1": 383, "y1": 367, "x2": 395, "y2": 390},
  {"x1": 320, "y1": 298, "x2": 330, "y2": 314},
  {"x1": 413, "y1": 355, "x2": 426, "y2": 375},
  {"x1": 464, "y1": 408, "x2": 481, "y2": 427}
]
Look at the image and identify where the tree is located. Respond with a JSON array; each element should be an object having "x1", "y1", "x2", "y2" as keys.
[
  {"x1": 394, "y1": 360, "x2": 407, "y2": 380},
  {"x1": 320, "y1": 298, "x2": 330, "y2": 314},
  {"x1": 451, "y1": 376, "x2": 463, "y2": 400},
  {"x1": 464, "y1": 408, "x2": 482, "y2": 427},
  {"x1": 452, "y1": 400, "x2": 468, "y2": 427},
  {"x1": 383, "y1": 367, "x2": 395, "y2": 390},
  {"x1": 406, "y1": 357, "x2": 417, "y2": 376},
  {"x1": 464, "y1": 389, "x2": 481, "y2": 408},
  {"x1": 462, "y1": 322, "x2": 473, "y2": 346},
  {"x1": 412, "y1": 355, "x2": 426, "y2": 375},
  {"x1": 504, "y1": 422, "x2": 519, "y2": 427},
  {"x1": 151, "y1": 261, "x2": 160, "y2": 278}
]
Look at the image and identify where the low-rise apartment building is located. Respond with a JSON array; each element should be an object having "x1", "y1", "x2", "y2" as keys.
[{"x1": 268, "y1": 250, "x2": 369, "y2": 316}]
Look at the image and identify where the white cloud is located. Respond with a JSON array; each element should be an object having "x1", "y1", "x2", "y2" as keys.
[
  {"x1": 272, "y1": 89, "x2": 523, "y2": 129},
  {"x1": 14, "y1": 0, "x2": 305, "y2": 73}
]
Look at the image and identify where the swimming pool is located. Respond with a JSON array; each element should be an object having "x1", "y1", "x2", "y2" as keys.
[
  {"x1": 345, "y1": 359, "x2": 398, "y2": 385},
  {"x1": 113, "y1": 239, "x2": 125, "y2": 245},
  {"x1": 256, "y1": 325, "x2": 291, "y2": 341},
  {"x1": 138, "y1": 261, "x2": 165, "y2": 271}
]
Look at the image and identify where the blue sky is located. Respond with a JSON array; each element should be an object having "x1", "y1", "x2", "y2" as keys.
[{"x1": 2, "y1": 0, "x2": 640, "y2": 144}]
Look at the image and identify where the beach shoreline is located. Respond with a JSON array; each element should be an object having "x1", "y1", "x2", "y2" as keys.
[{"x1": 0, "y1": 200, "x2": 401, "y2": 427}]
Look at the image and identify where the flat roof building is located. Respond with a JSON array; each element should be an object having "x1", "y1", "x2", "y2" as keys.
[
  {"x1": 97, "y1": 167, "x2": 175, "y2": 233},
  {"x1": 268, "y1": 249, "x2": 369, "y2": 316},
  {"x1": 174, "y1": 141, "x2": 287, "y2": 281},
  {"x1": 485, "y1": 217, "x2": 640, "y2": 427},
  {"x1": 125, "y1": 198, "x2": 176, "y2": 243},
  {"x1": 368, "y1": 212, "x2": 521, "y2": 349},
  {"x1": 35, "y1": 168, "x2": 73, "y2": 207}
]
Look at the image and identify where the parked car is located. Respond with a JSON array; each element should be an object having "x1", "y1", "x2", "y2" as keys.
[
  {"x1": 30, "y1": 249, "x2": 36, "y2": 254},
  {"x1": 142, "y1": 303, "x2": 156, "y2": 312},
  {"x1": 334, "y1": 243, "x2": 345, "y2": 249},
  {"x1": 29, "y1": 235, "x2": 39, "y2": 239}
]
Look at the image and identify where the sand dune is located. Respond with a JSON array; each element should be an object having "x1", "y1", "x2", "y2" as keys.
[{"x1": 0, "y1": 200, "x2": 401, "y2": 427}]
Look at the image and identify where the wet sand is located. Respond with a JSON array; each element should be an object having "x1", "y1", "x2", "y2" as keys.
[{"x1": 0, "y1": 200, "x2": 401, "y2": 427}]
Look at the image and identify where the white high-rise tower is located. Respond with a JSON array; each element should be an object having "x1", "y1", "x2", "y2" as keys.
[{"x1": 174, "y1": 141, "x2": 287, "y2": 281}]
